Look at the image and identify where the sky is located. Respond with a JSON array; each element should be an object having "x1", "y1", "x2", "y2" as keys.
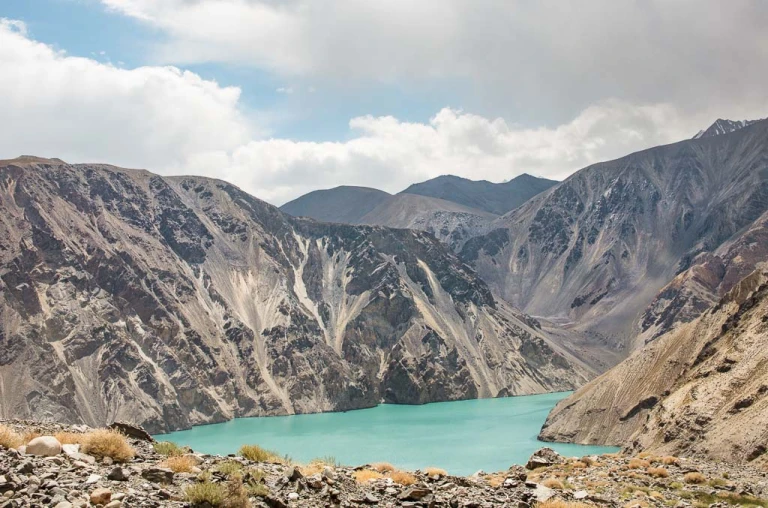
[{"x1": 1, "y1": 0, "x2": 767, "y2": 205}]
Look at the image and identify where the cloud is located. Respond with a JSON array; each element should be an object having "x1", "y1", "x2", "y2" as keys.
[
  {"x1": 99, "y1": 0, "x2": 768, "y2": 123},
  {"x1": 0, "y1": 19, "x2": 739, "y2": 207},
  {"x1": 0, "y1": 18, "x2": 255, "y2": 171}
]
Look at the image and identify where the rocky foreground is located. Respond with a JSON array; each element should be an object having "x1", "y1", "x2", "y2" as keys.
[{"x1": 1, "y1": 421, "x2": 768, "y2": 507}]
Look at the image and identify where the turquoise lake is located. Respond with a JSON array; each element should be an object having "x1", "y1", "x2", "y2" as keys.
[{"x1": 160, "y1": 392, "x2": 618, "y2": 476}]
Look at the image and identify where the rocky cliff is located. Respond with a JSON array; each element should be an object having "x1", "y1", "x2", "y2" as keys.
[
  {"x1": 0, "y1": 157, "x2": 591, "y2": 433},
  {"x1": 463, "y1": 119, "x2": 768, "y2": 348},
  {"x1": 539, "y1": 267, "x2": 768, "y2": 467}
]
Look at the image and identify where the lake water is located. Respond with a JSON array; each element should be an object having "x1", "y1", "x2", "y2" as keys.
[{"x1": 160, "y1": 392, "x2": 618, "y2": 476}]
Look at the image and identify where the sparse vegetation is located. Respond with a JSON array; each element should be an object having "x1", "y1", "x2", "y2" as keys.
[
  {"x1": 238, "y1": 444, "x2": 283, "y2": 463},
  {"x1": 80, "y1": 428, "x2": 135, "y2": 463},
  {"x1": 424, "y1": 467, "x2": 447, "y2": 476},
  {"x1": 370, "y1": 462, "x2": 396, "y2": 473},
  {"x1": 162, "y1": 455, "x2": 198, "y2": 473},
  {"x1": 54, "y1": 431, "x2": 83, "y2": 445},
  {"x1": 683, "y1": 472, "x2": 706, "y2": 484},
  {"x1": 542, "y1": 478, "x2": 565, "y2": 490},
  {"x1": 353, "y1": 469, "x2": 385, "y2": 483},
  {"x1": 628, "y1": 458, "x2": 651, "y2": 469},
  {"x1": 647, "y1": 467, "x2": 669, "y2": 478},
  {"x1": 154, "y1": 441, "x2": 184, "y2": 457},
  {"x1": 0, "y1": 425, "x2": 23, "y2": 450},
  {"x1": 388, "y1": 470, "x2": 417, "y2": 485},
  {"x1": 661, "y1": 456, "x2": 679, "y2": 466},
  {"x1": 215, "y1": 460, "x2": 245, "y2": 478},
  {"x1": 299, "y1": 457, "x2": 338, "y2": 475},
  {"x1": 185, "y1": 481, "x2": 226, "y2": 506}
]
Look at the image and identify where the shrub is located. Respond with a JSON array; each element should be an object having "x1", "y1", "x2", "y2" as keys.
[
  {"x1": 371, "y1": 462, "x2": 396, "y2": 473},
  {"x1": 238, "y1": 444, "x2": 282, "y2": 463},
  {"x1": 669, "y1": 481, "x2": 683, "y2": 489},
  {"x1": 162, "y1": 455, "x2": 198, "y2": 473},
  {"x1": 216, "y1": 460, "x2": 245, "y2": 478},
  {"x1": 154, "y1": 441, "x2": 184, "y2": 457},
  {"x1": 353, "y1": 469, "x2": 385, "y2": 483},
  {"x1": 628, "y1": 458, "x2": 651, "y2": 469},
  {"x1": 221, "y1": 477, "x2": 249, "y2": 508},
  {"x1": 486, "y1": 473, "x2": 506, "y2": 488},
  {"x1": 0, "y1": 425, "x2": 23, "y2": 450},
  {"x1": 571, "y1": 460, "x2": 588, "y2": 469},
  {"x1": 81, "y1": 429, "x2": 135, "y2": 463},
  {"x1": 387, "y1": 471, "x2": 417, "y2": 486},
  {"x1": 541, "y1": 478, "x2": 565, "y2": 490},
  {"x1": 684, "y1": 472, "x2": 706, "y2": 484},
  {"x1": 246, "y1": 480, "x2": 269, "y2": 498},
  {"x1": 185, "y1": 481, "x2": 226, "y2": 506},
  {"x1": 647, "y1": 467, "x2": 669, "y2": 478},
  {"x1": 424, "y1": 467, "x2": 447, "y2": 476},
  {"x1": 661, "y1": 456, "x2": 679, "y2": 466},
  {"x1": 55, "y1": 432, "x2": 84, "y2": 445}
]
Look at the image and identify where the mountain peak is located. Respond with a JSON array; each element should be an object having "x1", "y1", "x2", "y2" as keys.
[{"x1": 692, "y1": 118, "x2": 765, "y2": 139}]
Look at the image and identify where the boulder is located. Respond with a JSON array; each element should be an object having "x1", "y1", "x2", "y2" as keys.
[
  {"x1": 526, "y1": 447, "x2": 562, "y2": 470},
  {"x1": 399, "y1": 487, "x2": 432, "y2": 501},
  {"x1": 141, "y1": 467, "x2": 174, "y2": 484},
  {"x1": 108, "y1": 422, "x2": 153, "y2": 442},
  {"x1": 90, "y1": 487, "x2": 112, "y2": 505},
  {"x1": 107, "y1": 468, "x2": 129, "y2": 482},
  {"x1": 26, "y1": 436, "x2": 62, "y2": 457}
]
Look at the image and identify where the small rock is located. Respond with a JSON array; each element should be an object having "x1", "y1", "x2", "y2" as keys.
[
  {"x1": 104, "y1": 502, "x2": 121, "y2": 508},
  {"x1": 107, "y1": 468, "x2": 129, "y2": 482},
  {"x1": 363, "y1": 493, "x2": 379, "y2": 504},
  {"x1": 90, "y1": 487, "x2": 112, "y2": 506},
  {"x1": 108, "y1": 422, "x2": 153, "y2": 442},
  {"x1": 26, "y1": 436, "x2": 62, "y2": 457},
  {"x1": 399, "y1": 487, "x2": 432, "y2": 501},
  {"x1": 573, "y1": 490, "x2": 588, "y2": 500},
  {"x1": 141, "y1": 468, "x2": 174, "y2": 484},
  {"x1": 15, "y1": 463, "x2": 33, "y2": 475},
  {"x1": 288, "y1": 492, "x2": 299, "y2": 500},
  {"x1": 54, "y1": 503, "x2": 73, "y2": 508},
  {"x1": 85, "y1": 474, "x2": 102, "y2": 485},
  {"x1": 61, "y1": 444, "x2": 80, "y2": 455},
  {"x1": 306, "y1": 474, "x2": 323, "y2": 489},
  {"x1": 287, "y1": 467, "x2": 303, "y2": 482},
  {"x1": 183, "y1": 453, "x2": 204, "y2": 466},
  {"x1": 102, "y1": 456, "x2": 114, "y2": 466}
]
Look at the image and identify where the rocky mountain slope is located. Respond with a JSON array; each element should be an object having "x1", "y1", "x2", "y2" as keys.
[
  {"x1": 463, "y1": 118, "x2": 768, "y2": 348},
  {"x1": 539, "y1": 267, "x2": 768, "y2": 467},
  {"x1": 693, "y1": 118, "x2": 765, "y2": 139},
  {"x1": 401, "y1": 173, "x2": 558, "y2": 215},
  {"x1": 0, "y1": 157, "x2": 591, "y2": 433},
  {"x1": 281, "y1": 187, "x2": 497, "y2": 251},
  {"x1": 279, "y1": 186, "x2": 391, "y2": 224}
]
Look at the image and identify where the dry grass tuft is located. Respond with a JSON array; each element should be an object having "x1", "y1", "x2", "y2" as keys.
[
  {"x1": 216, "y1": 460, "x2": 245, "y2": 478},
  {"x1": 81, "y1": 429, "x2": 135, "y2": 463},
  {"x1": 536, "y1": 501, "x2": 594, "y2": 508},
  {"x1": 684, "y1": 472, "x2": 706, "y2": 484},
  {"x1": 647, "y1": 467, "x2": 669, "y2": 478},
  {"x1": 661, "y1": 456, "x2": 679, "y2": 466},
  {"x1": 571, "y1": 460, "x2": 588, "y2": 469},
  {"x1": 486, "y1": 473, "x2": 506, "y2": 488},
  {"x1": 54, "y1": 432, "x2": 84, "y2": 445},
  {"x1": 185, "y1": 481, "x2": 226, "y2": 506},
  {"x1": 541, "y1": 478, "x2": 565, "y2": 490},
  {"x1": 0, "y1": 425, "x2": 23, "y2": 450},
  {"x1": 238, "y1": 444, "x2": 283, "y2": 463},
  {"x1": 154, "y1": 441, "x2": 184, "y2": 457},
  {"x1": 370, "y1": 462, "x2": 396, "y2": 473},
  {"x1": 637, "y1": 451, "x2": 653, "y2": 459},
  {"x1": 21, "y1": 431, "x2": 41, "y2": 444},
  {"x1": 424, "y1": 467, "x2": 447, "y2": 477},
  {"x1": 628, "y1": 458, "x2": 651, "y2": 469},
  {"x1": 162, "y1": 455, "x2": 198, "y2": 473},
  {"x1": 299, "y1": 457, "x2": 337, "y2": 476},
  {"x1": 353, "y1": 469, "x2": 385, "y2": 483},
  {"x1": 387, "y1": 470, "x2": 417, "y2": 486}
]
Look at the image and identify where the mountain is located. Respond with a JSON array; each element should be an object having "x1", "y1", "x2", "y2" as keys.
[
  {"x1": 0, "y1": 157, "x2": 593, "y2": 433},
  {"x1": 357, "y1": 194, "x2": 496, "y2": 250},
  {"x1": 279, "y1": 186, "x2": 391, "y2": 223},
  {"x1": 401, "y1": 173, "x2": 558, "y2": 215},
  {"x1": 539, "y1": 267, "x2": 768, "y2": 467},
  {"x1": 281, "y1": 187, "x2": 497, "y2": 251},
  {"x1": 693, "y1": 118, "x2": 765, "y2": 139},
  {"x1": 462, "y1": 119, "x2": 768, "y2": 348}
]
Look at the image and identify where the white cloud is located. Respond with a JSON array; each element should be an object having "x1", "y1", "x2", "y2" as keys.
[
  {"x1": 98, "y1": 0, "x2": 768, "y2": 123},
  {"x1": 0, "y1": 18, "x2": 254, "y2": 172},
  {"x1": 0, "y1": 19, "x2": 741, "y2": 207}
]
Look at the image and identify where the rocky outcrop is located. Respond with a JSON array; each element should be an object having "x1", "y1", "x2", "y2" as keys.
[
  {"x1": 0, "y1": 158, "x2": 591, "y2": 433},
  {"x1": 464, "y1": 118, "x2": 768, "y2": 348},
  {"x1": 540, "y1": 268, "x2": 768, "y2": 467}
]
